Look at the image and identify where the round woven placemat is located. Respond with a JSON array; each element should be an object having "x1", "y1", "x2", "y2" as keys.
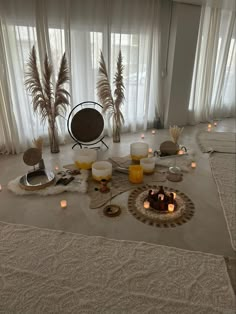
[
  {"x1": 128, "y1": 184, "x2": 195, "y2": 228},
  {"x1": 23, "y1": 148, "x2": 42, "y2": 166}
]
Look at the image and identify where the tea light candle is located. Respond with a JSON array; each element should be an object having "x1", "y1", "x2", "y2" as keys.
[
  {"x1": 148, "y1": 148, "x2": 153, "y2": 153},
  {"x1": 172, "y1": 192, "x2": 176, "y2": 199},
  {"x1": 208, "y1": 123, "x2": 212, "y2": 128},
  {"x1": 168, "y1": 204, "x2": 175, "y2": 212},
  {"x1": 214, "y1": 122, "x2": 217, "y2": 126},
  {"x1": 191, "y1": 161, "x2": 197, "y2": 169},
  {"x1": 141, "y1": 134, "x2": 145, "y2": 139},
  {"x1": 60, "y1": 200, "x2": 67, "y2": 209},
  {"x1": 144, "y1": 200, "x2": 150, "y2": 209},
  {"x1": 178, "y1": 150, "x2": 184, "y2": 155},
  {"x1": 152, "y1": 130, "x2": 156, "y2": 135},
  {"x1": 159, "y1": 194, "x2": 164, "y2": 201},
  {"x1": 55, "y1": 166, "x2": 59, "y2": 171}
]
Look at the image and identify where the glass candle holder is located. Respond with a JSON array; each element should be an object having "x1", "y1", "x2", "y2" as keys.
[
  {"x1": 92, "y1": 161, "x2": 112, "y2": 181},
  {"x1": 130, "y1": 142, "x2": 149, "y2": 162},
  {"x1": 74, "y1": 148, "x2": 97, "y2": 170},
  {"x1": 140, "y1": 157, "x2": 155, "y2": 174},
  {"x1": 129, "y1": 165, "x2": 143, "y2": 184}
]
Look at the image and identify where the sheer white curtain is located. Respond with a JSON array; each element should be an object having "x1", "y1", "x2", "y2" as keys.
[
  {"x1": 0, "y1": 0, "x2": 161, "y2": 154},
  {"x1": 189, "y1": 5, "x2": 236, "y2": 123}
]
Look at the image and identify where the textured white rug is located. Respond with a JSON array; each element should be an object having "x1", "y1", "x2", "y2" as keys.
[
  {"x1": 197, "y1": 131, "x2": 236, "y2": 153},
  {"x1": 210, "y1": 153, "x2": 236, "y2": 251},
  {"x1": 0, "y1": 221, "x2": 235, "y2": 313},
  {"x1": 7, "y1": 170, "x2": 89, "y2": 195}
]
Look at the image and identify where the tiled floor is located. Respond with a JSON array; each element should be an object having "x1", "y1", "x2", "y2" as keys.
[{"x1": 0, "y1": 118, "x2": 235, "y2": 258}]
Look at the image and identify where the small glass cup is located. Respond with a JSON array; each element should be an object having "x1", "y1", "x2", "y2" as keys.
[
  {"x1": 140, "y1": 157, "x2": 155, "y2": 175},
  {"x1": 74, "y1": 148, "x2": 97, "y2": 170},
  {"x1": 92, "y1": 161, "x2": 112, "y2": 181},
  {"x1": 129, "y1": 165, "x2": 143, "y2": 184},
  {"x1": 130, "y1": 142, "x2": 149, "y2": 163}
]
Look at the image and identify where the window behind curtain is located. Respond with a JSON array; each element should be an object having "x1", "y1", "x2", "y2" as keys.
[{"x1": 0, "y1": 0, "x2": 161, "y2": 153}]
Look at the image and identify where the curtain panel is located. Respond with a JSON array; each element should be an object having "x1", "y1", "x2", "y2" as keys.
[
  {"x1": 189, "y1": 5, "x2": 236, "y2": 123},
  {"x1": 0, "y1": 0, "x2": 162, "y2": 154}
]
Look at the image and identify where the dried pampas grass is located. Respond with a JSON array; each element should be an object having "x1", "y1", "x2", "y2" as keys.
[
  {"x1": 25, "y1": 46, "x2": 70, "y2": 124},
  {"x1": 32, "y1": 137, "x2": 43, "y2": 151},
  {"x1": 25, "y1": 46, "x2": 70, "y2": 153},
  {"x1": 169, "y1": 125, "x2": 184, "y2": 144},
  {"x1": 97, "y1": 50, "x2": 125, "y2": 142}
]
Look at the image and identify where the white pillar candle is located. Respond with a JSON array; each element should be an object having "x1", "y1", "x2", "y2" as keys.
[
  {"x1": 191, "y1": 161, "x2": 197, "y2": 169},
  {"x1": 141, "y1": 134, "x2": 145, "y2": 139},
  {"x1": 168, "y1": 204, "x2": 175, "y2": 212},
  {"x1": 92, "y1": 161, "x2": 113, "y2": 181},
  {"x1": 130, "y1": 142, "x2": 149, "y2": 162},
  {"x1": 60, "y1": 200, "x2": 67, "y2": 209},
  {"x1": 140, "y1": 157, "x2": 155, "y2": 174},
  {"x1": 152, "y1": 130, "x2": 156, "y2": 135},
  {"x1": 144, "y1": 201, "x2": 150, "y2": 209}
]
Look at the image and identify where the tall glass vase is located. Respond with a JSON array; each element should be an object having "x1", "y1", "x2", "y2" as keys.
[
  {"x1": 48, "y1": 123, "x2": 60, "y2": 153},
  {"x1": 112, "y1": 116, "x2": 121, "y2": 143}
]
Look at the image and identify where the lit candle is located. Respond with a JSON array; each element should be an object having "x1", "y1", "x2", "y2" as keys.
[
  {"x1": 208, "y1": 123, "x2": 212, "y2": 128},
  {"x1": 144, "y1": 201, "x2": 150, "y2": 209},
  {"x1": 141, "y1": 134, "x2": 145, "y2": 139},
  {"x1": 55, "y1": 166, "x2": 59, "y2": 171},
  {"x1": 178, "y1": 150, "x2": 184, "y2": 155},
  {"x1": 60, "y1": 200, "x2": 67, "y2": 209},
  {"x1": 152, "y1": 130, "x2": 155, "y2": 135},
  {"x1": 148, "y1": 148, "x2": 153, "y2": 153},
  {"x1": 159, "y1": 194, "x2": 164, "y2": 201},
  {"x1": 172, "y1": 192, "x2": 176, "y2": 199},
  {"x1": 0, "y1": 184, "x2": 2, "y2": 192},
  {"x1": 214, "y1": 122, "x2": 217, "y2": 127},
  {"x1": 191, "y1": 161, "x2": 197, "y2": 169},
  {"x1": 168, "y1": 204, "x2": 175, "y2": 212}
]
